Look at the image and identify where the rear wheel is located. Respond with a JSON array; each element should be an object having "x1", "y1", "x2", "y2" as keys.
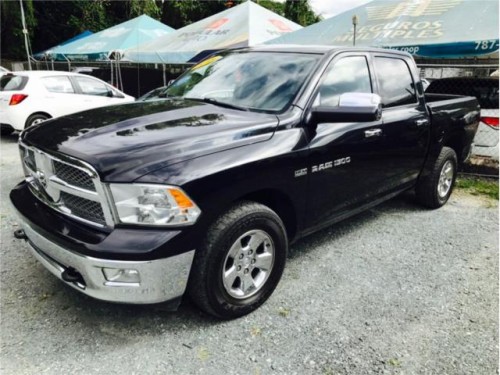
[
  {"x1": 25, "y1": 113, "x2": 50, "y2": 129},
  {"x1": 188, "y1": 202, "x2": 288, "y2": 319},
  {"x1": 416, "y1": 146, "x2": 457, "y2": 208}
]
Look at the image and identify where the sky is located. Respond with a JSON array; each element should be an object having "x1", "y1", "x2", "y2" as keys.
[{"x1": 309, "y1": 0, "x2": 373, "y2": 19}]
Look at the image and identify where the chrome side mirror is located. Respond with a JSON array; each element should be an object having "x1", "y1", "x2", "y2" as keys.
[{"x1": 311, "y1": 93, "x2": 382, "y2": 123}]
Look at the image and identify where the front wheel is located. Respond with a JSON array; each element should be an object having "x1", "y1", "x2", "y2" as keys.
[
  {"x1": 416, "y1": 146, "x2": 457, "y2": 208},
  {"x1": 188, "y1": 202, "x2": 288, "y2": 319}
]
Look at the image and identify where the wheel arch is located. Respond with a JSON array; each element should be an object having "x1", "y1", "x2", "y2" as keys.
[
  {"x1": 444, "y1": 133, "x2": 467, "y2": 164},
  {"x1": 25, "y1": 112, "x2": 52, "y2": 128},
  {"x1": 235, "y1": 189, "x2": 298, "y2": 242}
]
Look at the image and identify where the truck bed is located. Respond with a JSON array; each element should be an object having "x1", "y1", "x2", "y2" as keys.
[{"x1": 425, "y1": 93, "x2": 480, "y2": 162}]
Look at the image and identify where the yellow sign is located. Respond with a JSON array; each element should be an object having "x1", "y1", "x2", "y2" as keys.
[{"x1": 192, "y1": 55, "x2": 223, "y2": 71}]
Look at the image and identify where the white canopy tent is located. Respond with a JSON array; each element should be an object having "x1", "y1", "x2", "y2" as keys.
[{"x1": 124, "y1": 1, "x2": 302, "y2": 64}]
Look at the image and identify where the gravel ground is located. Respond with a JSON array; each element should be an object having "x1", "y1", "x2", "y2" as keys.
[{"x1": 1, "y1": 133, "x2": 498, "y2": 375}]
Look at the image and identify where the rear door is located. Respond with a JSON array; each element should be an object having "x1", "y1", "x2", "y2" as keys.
[{"x1": 372, "y1": 53, "x2": 430, "y2": 186}]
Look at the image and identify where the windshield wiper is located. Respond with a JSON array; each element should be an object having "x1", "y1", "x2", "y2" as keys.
[{"x1": 184, "y1": 97, "x2": 249, "y2": 111}]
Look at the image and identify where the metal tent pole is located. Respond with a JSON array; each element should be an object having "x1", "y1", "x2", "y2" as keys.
[{"x1": 19, "y1": 0, "x2": 32, "y2": 70}]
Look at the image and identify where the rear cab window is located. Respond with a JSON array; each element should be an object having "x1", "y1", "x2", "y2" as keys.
[{"x1": 0, "y1": 75, "x2": 28, "y2": 91}]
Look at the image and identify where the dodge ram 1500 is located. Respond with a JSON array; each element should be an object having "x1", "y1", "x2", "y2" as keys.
[{"x1": 11, "y1": 46, "x2": 480, "y2": 319}]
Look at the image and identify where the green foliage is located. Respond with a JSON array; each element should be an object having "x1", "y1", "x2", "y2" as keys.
[
  {"x1": 456, "y1": 177, "x2": 499, "y2": 200},
  {"x1": 1, "y1": 0, "x2": 37, "y2": 60},
  {"x1": 256, "y1": 0, "x2": 285, "y2": 16},
  {"x1": 160, "y1": 1, "x2": 242, "y2": 30},
  {"x1": 284, "y1": 0, "x2": 321, "y2": 26},
  {"x1": 67, "y1": 1, "x2": 109, "y2": 34},
  {"x1": 28, "y1": 0, "x2": 112, "y2": 58},
  {"x1": 128, "y1": 0, "x2": 161, "y2": 19},
  {"x1": 1, "y1": 0, "x2": 318, "y2": 60}
]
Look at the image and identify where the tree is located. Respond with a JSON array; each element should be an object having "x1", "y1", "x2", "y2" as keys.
[
  {"x1": 28, "y1": 1, "x2": 110, "y2": 55},
  {"x1": 1, "y1": 0, "x2": 37, "y2": 60},
  {"x1": 104, "y1": 0, "x2": 161, "y2": 28},
  {"x1": 284, "y1": 0, "x2": 320, "y2": 26},
  {"x1": 0, "y1": 0, "x2": 318, "y2": 61},
  {"x1": 160, "y1": 0, "x2": 241, "y2": 30},
  {"x1": 127, "y1": 0, "x2": 161, "y2": 19},
  {"x1": 256, "y1": 0, "x2": 285, "y2": 16}
]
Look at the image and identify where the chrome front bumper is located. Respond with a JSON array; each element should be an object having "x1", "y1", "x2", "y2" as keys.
[{"x1": 20, "y1": 219, "x2": 195, "y2": 304}]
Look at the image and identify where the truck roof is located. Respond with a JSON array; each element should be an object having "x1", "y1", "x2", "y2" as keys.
[{"x1": 236, "y1": 44, "x2": 413, "y2": 58}]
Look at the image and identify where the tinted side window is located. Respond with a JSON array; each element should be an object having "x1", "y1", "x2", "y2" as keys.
[
  {"x1": 318, "y1": 56, "x2": 372, "y2": 106},
  {"x1": 42, "y1": 76, "x2": 75, "y2": 93},
  {"x1": 374, "y1": 57, "x2": 417, "y2": 108},
  {"x1": 75, "y1": 76, "x2": 109, "y2": 96}
]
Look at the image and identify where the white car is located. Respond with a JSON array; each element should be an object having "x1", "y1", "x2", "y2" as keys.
[{"x1": 0, "y1": 71, "x2": 134, "y2": 135}]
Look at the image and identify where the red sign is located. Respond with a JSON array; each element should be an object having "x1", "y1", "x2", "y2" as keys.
[
  {"x1": 206, "y1": 18, "x2": 229, "y2": 30},
  {"x1": 269, "y1": 19, "x2": 292, "y2": 32}
]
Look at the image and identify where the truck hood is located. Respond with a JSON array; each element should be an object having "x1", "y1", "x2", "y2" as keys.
[{"x1": 21, "y1": 99, "x2": 279, "y2": 181}]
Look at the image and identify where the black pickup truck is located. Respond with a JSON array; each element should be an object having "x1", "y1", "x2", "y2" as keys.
[{"x1": 11, "y1": 46, "x2": 480, "y2": 319}]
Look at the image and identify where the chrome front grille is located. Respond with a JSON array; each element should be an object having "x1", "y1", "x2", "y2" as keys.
[
  {"x1": 60, "y1": 192, "x2": 106, "y2": 225},
  {"x1": 53, "y1": 160, "x2": 96, "y2": 191},
  {"x1": 19, "y1": 142, "x2": 114, "y2": 229},
  {"x1": 25, "y1": 149, "x2": 37, "y2": 171}
]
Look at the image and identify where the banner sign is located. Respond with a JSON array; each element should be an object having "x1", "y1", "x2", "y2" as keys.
[{"x1": 268, "y1": 0, "x2": 499, "y2": 58}]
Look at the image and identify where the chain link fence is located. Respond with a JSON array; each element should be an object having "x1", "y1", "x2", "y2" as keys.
[
  {"x1": 5, "y1": 59, "x2": 189, "y2": 98},
  {"x1": 419, "y1": 63, "x2": 499, "y2": 176}
]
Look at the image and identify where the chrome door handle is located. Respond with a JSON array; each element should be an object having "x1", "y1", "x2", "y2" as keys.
[
  {"x1": 364, "y1": 129, "x2": 382, "y2": 138},
  {"x1": 415, "y1": 119, "x2": 429, "y2": 127}
]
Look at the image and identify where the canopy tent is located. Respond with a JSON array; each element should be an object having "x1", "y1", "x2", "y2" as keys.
[
  {"x1": 124, "y1": 1, "x2": 302, "y2": 64},
  {"x1": 34, "y1": 30, "x2": 93, "y2": 60},
  {"x1": 266, "y1": 0, "x2": 499, "y2": 59},
  {"x1": 46, "y1": 15, "x2": 174, "y2": 61}
]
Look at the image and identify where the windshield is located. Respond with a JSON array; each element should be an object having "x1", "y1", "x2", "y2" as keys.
[{"x1": 163, "y1": 52, "x2": 320, "y2": 112}]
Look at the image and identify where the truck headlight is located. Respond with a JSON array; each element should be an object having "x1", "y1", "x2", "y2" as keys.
[{"x1": 109, "y1": 184, "x2": 201, "y2": 226}]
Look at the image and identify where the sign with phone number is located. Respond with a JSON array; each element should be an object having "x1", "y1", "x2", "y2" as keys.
[{"x1": 386, "y1": 39, "x2": 499, "y2": 58}]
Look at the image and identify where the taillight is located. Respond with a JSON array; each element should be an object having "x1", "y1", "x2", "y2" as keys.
[
  {"x1": 9, "y1": 94, "x2": 28, "y2": 106},
  {"x1": 481, "y1": 116, "x2": 499, "y2": 129}
]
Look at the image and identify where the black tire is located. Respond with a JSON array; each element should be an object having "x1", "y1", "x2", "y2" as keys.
[
  {"x1": 25, "y1": 113, "x2": 49, "y2": 129},
  {"x1": 188, "y1": 201, "x2": 288, "y2": 319},
  {"x1": 416, "y1": 146, "x2": 457, "y2": 208}
]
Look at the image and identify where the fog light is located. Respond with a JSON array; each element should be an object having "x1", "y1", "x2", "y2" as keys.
[{"x1": 102, "y1": 268, "x2": 140, "y2": 283}]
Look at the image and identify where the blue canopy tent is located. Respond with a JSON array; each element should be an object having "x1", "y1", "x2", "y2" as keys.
[
  {"x1": 124, "y1": 1, "x2": 302, "y2": 64},
  {"x1": 46, "y1": 15, "x2": 174, "y2": 61},
  {"x1": 267, "y1": 0, "x2": 499, "y2": 59},
  {"x1": 34, "y1": 30, "x2": 93, "y2": 60}
]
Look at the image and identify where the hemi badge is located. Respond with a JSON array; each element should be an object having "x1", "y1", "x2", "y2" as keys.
[{"x1": 294, "y1": 168, "x2": 307, "y2": 177}]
